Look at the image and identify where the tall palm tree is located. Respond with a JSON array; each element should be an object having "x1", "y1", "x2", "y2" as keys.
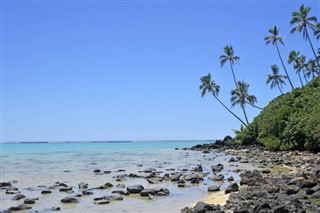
[
  {"x1": 305, "y1": 59, "x2": 320, "y2": 79},
  {"x1": 290, "y1": 4, "x2": 319, "y2": 67},
  {"x1": 219, "y1": 45, "x2": 240, "y2": 87},
  {"x1": 266, "y1": 64, "x2": 288, "y2": 95},
  {"x1": 288, "y1": 50, "x2": 304, "y2": 86},
  {"x1": 265, "y1": 26, "x2": 295, "y2": 90},
  {"x1": 200, "y1": 73, "x2": 247, "y2": 127},
  {"x1": 230, "y1": 81, "x2": 257, "y2": 125}
]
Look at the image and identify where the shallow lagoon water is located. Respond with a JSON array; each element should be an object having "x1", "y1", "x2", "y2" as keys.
[{"x1": 1, "y1": 141, "x2": 256, "y2": 212}]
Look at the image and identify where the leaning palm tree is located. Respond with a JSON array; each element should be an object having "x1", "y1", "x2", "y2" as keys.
[
  {"x1": 265, "y1": 26, "x2": 295, "y2": 90},
  {"x1": 305, "y1": 59, "x2": 320, "y2": 79},
  {"x1": 290, "y1": 4, "x2": 319, "y2": 67},
  {"x1": 200, "y1": 73, "x2": 247, "y2": 127},
  {"x1": 266, "y1": 64, "x2": 288, "y2": 95},
  {"x1": 288, "y1": 50, "x2": 304, "y2": 86},
  {"x1": 230, "y1": 81, "x2": 257, "y2": 125},
  {"x1": 219, "y1": 45, "x2": 240, "y2": 87}
]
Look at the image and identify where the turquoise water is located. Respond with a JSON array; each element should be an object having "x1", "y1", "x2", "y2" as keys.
[{"x1": 0, "y1": 141, "x2": 254, "y2": 213}]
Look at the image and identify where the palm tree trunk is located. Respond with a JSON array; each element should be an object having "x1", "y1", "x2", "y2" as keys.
[
  {"x1": 277, "y1": 84, "x2": 283, "y2": 95},
  {"x1": 229, "y1": 61, "x2": 238, "y2": 88},
  {"x1": 213, "y1": 95, "x2": 247, "y2": 127},
  {"x1": 303, "y1": 70, "x2": 309, "y2": 83},
  {"x1": 306, "y1": 28, "x2": 320, "y2": 68},
  {"x1": 298, "y1": 72, "x2": 304, "y2": 87},
  {"x1": 275, "y1": 42, "x2": 295, "y2": 90},
  {"x1": 241, "y1": 106, "x2": 249, "y2": 125}
]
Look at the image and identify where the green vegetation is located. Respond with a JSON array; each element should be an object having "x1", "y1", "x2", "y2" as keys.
[
  {"x1": 199, "y1": 4, "x2": 319, "y2": 150},
  {"x1": 235, "y1": 76, "x2": 320, "y2": 151}
]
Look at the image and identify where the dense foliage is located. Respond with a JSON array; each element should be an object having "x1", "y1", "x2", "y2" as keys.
[{"x1": 235, "y1": 76, "x2": 320, "y2": 151}]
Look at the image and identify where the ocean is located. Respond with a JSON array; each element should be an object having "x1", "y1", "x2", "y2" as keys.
[{"x1": 0, "y1": 141, "x2": 250, "y2": 212}]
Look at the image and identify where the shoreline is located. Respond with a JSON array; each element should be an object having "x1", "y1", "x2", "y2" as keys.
[{"x1": 183, "y1": 137, "x2": 320, "y2": 212}]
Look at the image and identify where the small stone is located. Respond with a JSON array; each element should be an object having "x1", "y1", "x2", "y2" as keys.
[
  {"x1": 208, "y1": 185, "x2": 220, "y2": 192},
  {"x1": 127, "y1": 185, "x2": 144, "y2": 194},
  {"x1": 41, "y1": 190, "x2": 52, "y2": 194},
  {"x1": 24, "y1": 198, "x2": 36, "y2": 204},
  {"x1": 12, "y1": 194, "x2": 26, "y2": 200},
  {"x1": 52, "y1": 206, "x2": 61, "y2": 211},
  {"x1": 61, "y1": 196, "x2": 79, "y2": 203},
  {"x1": 94, "y1": 200, "x2": 109, "y2": 205},
  {"x1": 225, "y1": 183, "x2": 239, "y2": 194},
  {"x1": 8, "y1": 204, "x2": 32, "y2": 211}
]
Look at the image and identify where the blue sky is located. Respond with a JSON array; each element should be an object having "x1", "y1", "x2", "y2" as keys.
[{"x1": 2, "y1": 0, "x2": 319, "y2": 142}]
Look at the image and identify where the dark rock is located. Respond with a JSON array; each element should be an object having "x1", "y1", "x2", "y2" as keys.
[
  {"x1": 59, "y1": 183, "x2": 68, "y2": 187},
  {"x1": 286, "y1": 185, "x2": 300, "y2": 195},
  {"x1": 61, "y1": 196, "x2": 79, "y2": 203},
  {"x1": 211, "y1": 164, "x2": 224, "y2": 172},
  {"x1": 234, "y1": 208, "x2": 250, "y2": 213},
  {"x1": 154, "y1": 187, "x2": 170, "y2": 196},
  {"x1": 82, "y1": 190, "x2": 93, "y2": 195},
  {"x1": 106, "y1": 195, "x2": 123, "y2": 201},
  {"x1": 208, "y1": 185, "x2": 220, "y2": 192},
  {"x1": 93, "y1": 169, "x2": 101, "y2": 173},
  {"x1": 7, "y1": 204, "x2": 32, "y2": 211},
  {"x1": 229, "y1": 157, "x2": 236, "y2": 162},
  {"x1": 24, "y1": 198, "x2": 36, "y2": 204},
  {"x1": 310, "y1": 191, "x2": 320, "y2": 199},
  {"x1": 214, "y1": 174, "x2": 224, "y2": 181},
  {"x1": 127, "y1": 185, "x2": 144, "y2": 193},
  {"x1": 104, "y1": 182, "x2": 113, "y2": 187},
  {"x1": 140, "y1": 189, "x2": 156, "y2": 197},
  {"x1": 170, "y1": 174, "x2": 182, "y2": 181},
  {"x1": 41, "y1": 190, "x2": 52, "y2": 194},
  {"x1": 261, "y1": 169, "x2": 271, "y2": 174},
  {"x1": 228, "y1": 176, "x2": 234, "y2": 181},
  {"x1": 0, "y1": 182, "x2": 12, "y2": 188},
  {"x1": 112, "y1": 190, "x2": 129, "y2": 196},
  {"x1": 52, "y1": 206, "x2": 61, "y2": 211},
  {"x1": 225, "y1": 183, "x2": 239, "y2": 194},
  {"x1": 104, "y1": 170, "x2": 112, "y2": 174},
  {"x1": 93, "y1": 196, "x2": 105, "y2": 201},
  {"x1": 193, "y1": 201, "x2": 223, "y2": 213},
  {"x1": 240, "y1": 159, "x2": 249, "y2": 163},
  {"x1": 144, "y1": 168, "x2": 156, "y2": 173},
  {"x1": 6, "y1": 187, "x2": 19, "y2": 194},
  {"x1": 12, "y1": 194, "x2": 25, "y2": 200},
  {"x1": 59, "y1": 187, "x2": 72, "y2": 192},
  {"x1": 273, "y1": 206, "x2": 290, "y2": 213},
  {"x1": 301, "y1": 180, "x2": 317, "y2": 188},
  {"x1": 254, "y1": 203, "x2": 271, "y2": 213},
  {"x1": 94, "y1": 200, "x2": 109, "y2": 205},
  {"x1": 192, "y1": 164, "x2": 203, "y2": 172}
]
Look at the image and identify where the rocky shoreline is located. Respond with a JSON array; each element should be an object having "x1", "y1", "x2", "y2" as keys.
[{"x1": 181, "y1": 136, "x2": 320, "y2": 213}]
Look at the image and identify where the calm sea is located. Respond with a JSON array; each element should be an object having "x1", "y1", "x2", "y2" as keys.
[{"x1": 0, "y1": 141, "x2": 250, "y2": 213}]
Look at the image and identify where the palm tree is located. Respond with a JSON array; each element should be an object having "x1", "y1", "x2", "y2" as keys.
[
  {"x1": 305, "y1": 59, "x2": 320, "y2": 79},
  {"x1": 230, "y1": 81, "x2": 257, "y2": 125},
  {"x1": 290, "y1": 5, "x2": 319, "y2": 67},
  {"x1": 219, "y1": 45, "x2": 240, "y2": 87},
  {"x1": 288, "y1": 50, "x2": 304, "y2": 86},
  {"x1": 315, "y1": 22, "x2": 320, "y2": 40},
  {"x1": 266, "y1": 64, "x2": 288, "y2": 95},
  {"x1": 265, "y1": 26, "x2": 295, "y2": 90},
  {"x1": 296, "y1": 55, "x2": 309, "y2": 84},
  {"x1": 200, "y1": 73, "x2": 247, "y2": 127},
  {"x1": 314, "y1": 22, "x2": 320, "y2": 40}
]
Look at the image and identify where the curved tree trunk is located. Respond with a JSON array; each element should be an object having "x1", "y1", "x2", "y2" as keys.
[
  {"x1": 303, "y1": 70, "x2": 309, "y2": 83},
  {"x1": 229, "y1": 61, "x2": 238, "y2": 88},
  {"x1": 277, "y1": 84, "x2": 283, "y2": 95},
  {"x1": 275, "y1": 42, "x2": 295, "y2": 90},
  {"x1": 213, "y1": 95, "x2": 247, "y2": 127},
  {"x1": 306, "y1": 29, "x2": 320, "y2": 68}
]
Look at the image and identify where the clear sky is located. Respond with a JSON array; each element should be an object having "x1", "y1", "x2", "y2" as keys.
[{"x1": 2, "y1": 0, "x2": 319, "y2": 142}]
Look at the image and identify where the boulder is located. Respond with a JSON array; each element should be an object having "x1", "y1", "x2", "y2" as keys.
[
  {"x1": 127, "y1": 185, "x2": 144, "y2": 194},
  {"x1": 208, "y1": 185, "x2": 220, "y2": 192},
  {"x1": 8, "y1": 204, "x2": 32, "y2": 211},
  {"x1": 140, "y1": 189, "x2": 156, "y2": 197},
  {"x1": 211, "y1": 164, "x2": 224, "y2": 172},
  {"x1": 61, "y1": 196, "x2": 79, "y2": 203},
  {"x1": 12, "y1": 194, "x2": 25, "y2": 200},
  {"x1": 225, "y1": 183, "x2": 239, "y2": 194}
]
